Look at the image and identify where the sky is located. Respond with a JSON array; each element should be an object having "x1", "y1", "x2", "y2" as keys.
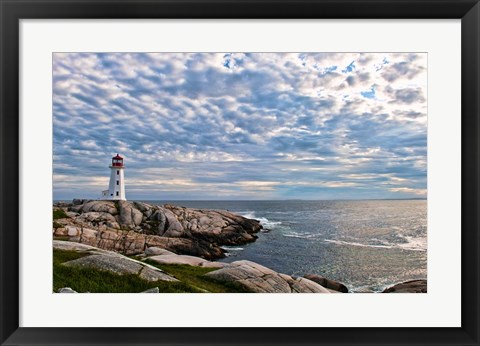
[{"x1": 53, "y1": 52, "x2": 427, "y2": 200}]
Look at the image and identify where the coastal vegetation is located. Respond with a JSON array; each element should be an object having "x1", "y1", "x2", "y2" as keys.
[
  {"x1": 53, "y1": 247, "x2": 247, "y2": 293},
  {"x1": 53, "y1": 208, "x2": 68, "y2": 220},
  {"x1": 54, "y1": 249, "x2": 200, "y2": 293}
]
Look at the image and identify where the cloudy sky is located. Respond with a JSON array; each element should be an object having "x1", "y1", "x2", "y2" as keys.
[{"x1": 53, "y1": 52, "x2": 427, "y2": 200}]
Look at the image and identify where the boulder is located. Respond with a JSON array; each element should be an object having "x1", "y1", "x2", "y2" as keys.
[
  {"x1": 148, "y1": 210, "x2": 168, "y2": 236},
  {"x1": 144, "y1": 247, "x2": 176, "y2": 256},
  {"x1": 79, "y1": 200, "x2": 117, "y2": 215},
  {"x1": 303, "y1": 274, "x2": 349, "y2": 293},
  {"x1": 57, "y1": 287, "x2": 77, "y2": 293},
  {"x1": 72, "y1": 199, "x2": 86, "y2": 205},
  {"x1": 161, "y1": 207, "x2": 184, "y2": 237},
  {"x1": 75, "y1": 212, "x2": 116, "y2": 225},
  {"x1": 205, "y1": 260, "x2": 330, "y2": 293},
  {"x1": 147, "y1": 254, "x2": 226, "y2": 268},
  {"x1": 117, "y1": 201, "x2": 144, "y2": 226},
  {"x1": 382, "y1": 280, "x2": 427, "y2": 293},
  {"x1": 57, "y1": 240, "x2": 178, "y2": 282},
  {"x1": 144, "y1": 236, "x2": 225, "y2": 260},
  {"x1": 138, "y1": 265, "x2": 178, "y2": 282},
  {"x1": 53, "y1": 240, "x2": 107, "y2": 253},
  {"x1": 65, "y1": 225, "x2": 79, "y2": 237},
  {"x1": 63, "y1": 254, "x2": 145, "y2": 275},
  {"x1": 54, "y1": 228, "x2": 67, "y2": 236}
]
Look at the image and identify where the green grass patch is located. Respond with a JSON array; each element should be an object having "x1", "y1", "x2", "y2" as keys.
[
  {"x1": 53, "y1": 221, "x2": 63, "y2": 229},
  {"x1": 53, "y1": 236, "x2": 71, "y2": 241},
  {"x1": 53, "y1": 249, "x2": 202, "y2": 293},
  {"x1": 144, "y1": 260, "x2": 249, "y2": 293},
  {"x1": 53, "y1": 209, "x2": 69, "y2": 220},
  {"x1": 54, "y1": 249, "x2": 91, "y2": 264}
]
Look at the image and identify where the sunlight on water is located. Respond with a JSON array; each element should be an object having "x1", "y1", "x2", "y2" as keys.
[{"x1": 145, "y1": 199, "x2": 427, "y2": 292}]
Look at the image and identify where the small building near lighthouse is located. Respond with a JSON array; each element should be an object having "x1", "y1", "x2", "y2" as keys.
[{"x1": 101, "y1": 154, "x2": 126, "y2": 200}]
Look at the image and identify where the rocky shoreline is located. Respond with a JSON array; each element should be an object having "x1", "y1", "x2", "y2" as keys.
[
  {"x1": 53, "y1": 199, "x2": 426, "y2": 293},
  {"x1": 54, "y1": 199, "x2": 263, "y2": 260}
]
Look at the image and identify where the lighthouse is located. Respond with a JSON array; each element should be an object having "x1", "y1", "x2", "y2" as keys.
[{"x1": 101, "y1": 154, "x2": 126, "y2": 200}]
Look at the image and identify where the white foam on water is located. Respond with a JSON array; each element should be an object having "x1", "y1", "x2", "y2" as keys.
[
  {"x1": 283, "y1": 231, "x2": 318, "y2": 239},
  {"x1": 324, "y1": 239, "x2": 394, "y2": 249},
  {"x1": 324, "y1": 236, "x2": 427, "y2": 252},
  {"x1": 221, "y1": 246, "x2": 244, "y2": 251},
  {"x1": 239, "y1": 211, "x2": 282, "y2": 229},
  {"x1": 257, "y1": 217, "x2": 282, "y2": 229},
  {"x1": 396, "y1": 235, "x2": 427, "y2": 252},
  {"x1": 239, "y1": 211, "x2": 256, "y2": 219}
]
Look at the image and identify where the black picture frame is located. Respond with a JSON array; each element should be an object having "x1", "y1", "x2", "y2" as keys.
[{"x1": 1, "y1": 0, "x2": 479, "y2": 345}]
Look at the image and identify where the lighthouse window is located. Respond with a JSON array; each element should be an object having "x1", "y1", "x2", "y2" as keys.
[
  {"x1": 116, "y1": 180, "x2": 119, "y2": 185},
  {"x1": 116, "y1": 192, "x2": 119, "y2": 196},
  {"x1": 116, "y1": 170, "x2": 119, "y2": 175}
]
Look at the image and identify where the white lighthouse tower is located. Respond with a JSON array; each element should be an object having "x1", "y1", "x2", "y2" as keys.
[{"x1": 101, "y1": 154, "x2": 126, "y2": 200}]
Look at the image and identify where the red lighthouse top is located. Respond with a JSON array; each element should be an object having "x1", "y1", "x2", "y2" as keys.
[{"x1": 111, "y1": 154, "x2": 124, "y2": 167}]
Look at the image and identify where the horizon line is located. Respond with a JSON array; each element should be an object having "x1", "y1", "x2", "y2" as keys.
[{"x1": 54, "y1": 197, "x2": 427, "y2": 202}]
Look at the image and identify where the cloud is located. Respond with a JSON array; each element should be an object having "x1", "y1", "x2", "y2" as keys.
[{"x1": 53, "y1": 52, "x2": 427, "y2": 200}]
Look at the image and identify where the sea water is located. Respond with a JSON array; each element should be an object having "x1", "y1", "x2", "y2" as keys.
[{"x1": 147, "y1": 199, "x2": 427, "y2": 292}]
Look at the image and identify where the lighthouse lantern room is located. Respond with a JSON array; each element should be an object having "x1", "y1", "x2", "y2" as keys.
[{"x1": 101, "y1": 154, "x2": 126, "y2": 200}]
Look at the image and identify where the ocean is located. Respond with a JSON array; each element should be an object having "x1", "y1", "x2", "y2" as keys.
[{"x1": 146, "y1": 199, "x2": 427, "y2": 292}]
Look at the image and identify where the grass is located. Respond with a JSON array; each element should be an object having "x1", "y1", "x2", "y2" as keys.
[
  {"x1": 53, "y1": 221, "x2": 63, "y2": 229},
  {"x1": 53, "y1": 236, "x2": 71, "y2": 241},
  {"x1": 53, "y1": 209, "x2": 69, "y2": 220},
  {"x1": 53, "y1": 249, "x2": 202, "y2": 293},
  {"x1": 143, "y1": 260, "x2": 249, "y2": 293},
  {"x1": 53, "y1": 249, "x2": 249, "y2": 293}
]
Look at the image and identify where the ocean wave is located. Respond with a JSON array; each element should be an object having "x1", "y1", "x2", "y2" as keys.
[
  {"x1": 324, "y1": 236, "x2": 427, "y2": 252},
  {"x1": 396, "y1": 235, "x2": 427, "y2": 251},
  {"x1": 221, "y1": 246, "x2": 244, "y2": 251},
  {"x1": 324, "y1": 239, "x2": 394, "y2": 249},
  {"x1": 239, "y1": 211, "x2": 256, "y2": 219},
  {"x1": 257, "y1": 217, "x2": 282, "y2": 229},
  {"x1": 283, "y1": 231, "x2": 318, "y2": 239},
  {"x1": 239, "y1": 211, "x2": 282, "y2": 229}
]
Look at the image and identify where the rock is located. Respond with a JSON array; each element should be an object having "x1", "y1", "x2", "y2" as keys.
[
  {"x1": 53, "y1": 240, "x2": 105, "y2": 252},
  {"x1": 57, "y1": 287, "x2": 77, "y2": 293},
  {"x1": 144, "y1": 236, "x2": 225, "y2": 260},
  {"x1": 56, "y1": 199, "x2": 263, "y2": 259},
  {"x1": 54, "y1": 228, "x2": 67, "y2": 236},
  {"x1": 161, "y1": 208, "x2": 184, "y2": 237},
  {"x1": 63, "y1": 254, "x2": 145, "y2": 275},
  {"x1": 205, "y1": 260, "x2": 330, "y2": 293},
  {"x1": 148, "y1": 254, "x2": 226, "y2": 268},
  {"x1": 138, "y1": 265, "x2": 178, "y2": 282},
  {"x1": 141, "y1": 287, "x2": 159, "y2": 293},
  {"x1": 303, "y1": 274, "x2": 349, "y2": 293},
  {"x1": 382, "y1": 279, "x2": 427, "y2": 293},
  {"x1": 65, "y1": 225, "x2": 79, "y2": 236},
  {"x1": 200, "y1": 261, "x2": 227, "y2": 269},
  {"x1": 54, "y1": 240, "x2": 178, "y2": 283},
  {"x1": 76, "y1": 212, "x2": 117, "y2": 224},
  {"x1": 117, "y1": 200, "x2": 144, "y2": 227},
  {"x1": 144, "y1": 247, "x2": 176, "y2": 256},
  {"x1": 65, "y1": 211, "x2": 79, "y2": 218},
  {"x1": 162, "y1": 206, "x2": 262, "y2": 245},
  {"x1": 79, "y1": 200, "x2": 118, "y2": 215}
]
